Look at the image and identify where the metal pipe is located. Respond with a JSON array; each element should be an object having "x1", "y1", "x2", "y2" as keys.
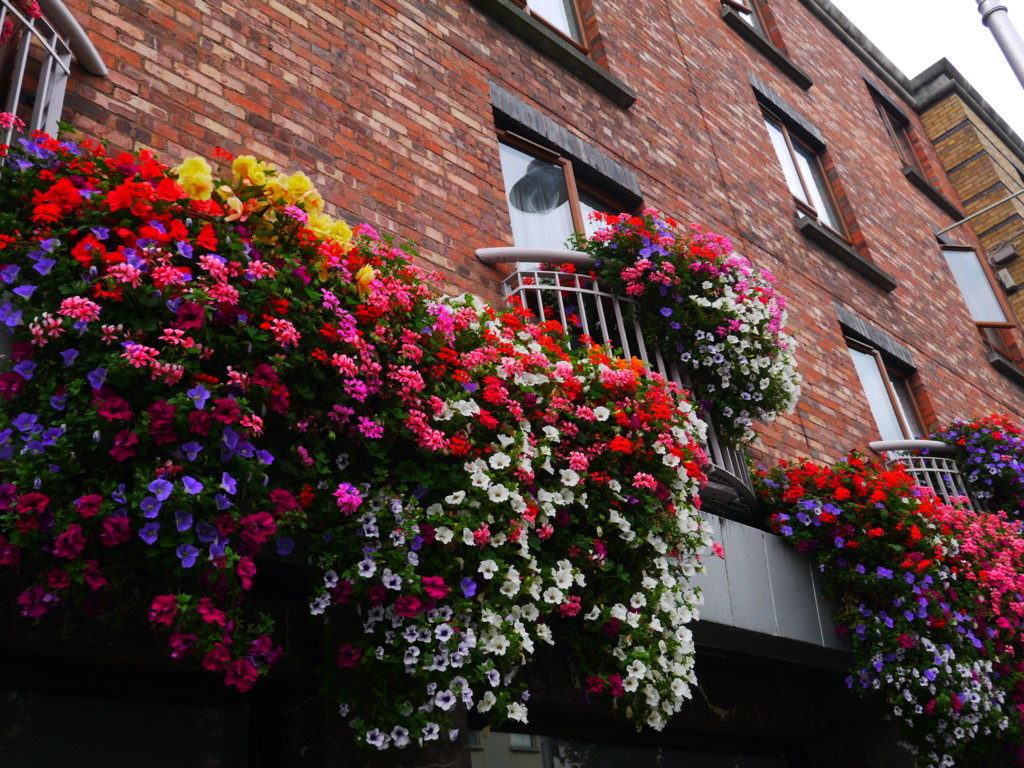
[
  {"x1": 936, "y1": 185, "x2": 1024, "y2": 234},
  {"x1": 977, "y1": 0, "x2": 1024, "y2": 90},
  {"x1": 36, "y1": 0, "x2": 107, "y2": 76}
]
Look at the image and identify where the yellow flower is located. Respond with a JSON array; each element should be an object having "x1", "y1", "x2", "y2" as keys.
[
  {"x1": 173, "y1": 156, "x2": 214, "y2": 200},
  {"x1": 278, "y1": 172, "x2": 313, "y2": 202},
  {"x1": 303, "y1": 189, "x2": 325, "y2": 215},
  {"x1": 355, "y1": 265, "x2": 376, "y2": 300},
  {"x1": 306, "y1": 212, "x2": 336, "y2": 241},
  {"x1": 329, "y1": 219, "x2": 353, "y2": 244},
  {"x1": 223, "y1": 195, "x2": 245, "y2": 222},
  {"x1": 231, "y1": 155, "x2": 272, "y2": 186}
]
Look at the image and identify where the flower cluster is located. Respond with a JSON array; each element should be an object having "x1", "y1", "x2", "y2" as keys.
[
  {"x1": 0, "y1": 133, "x2": 715, "y2": 749},
  {"x1": 930, "y1": 414, "x2": 1024, "y2": 516},
  {"x1": 758, "y1": 456, "x2": 1024, "y2": 767},
  {"x1": 562, "y1": 209, "x2": 801, "y2": 445}
]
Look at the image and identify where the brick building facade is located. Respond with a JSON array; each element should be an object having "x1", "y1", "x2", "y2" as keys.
[
  {"x1": 916, "y1": 59, "x2": 1024, "y2": 330},
  {"x1": 4, "y1": 0, "x2": 1024, "y2": 766}
]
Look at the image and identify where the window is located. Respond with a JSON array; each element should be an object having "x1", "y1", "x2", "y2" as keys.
[
  {"x1": 942, "y1": 246, "x2": 1018, "y2": 359},
  {"x1": 511, "y1": 0, "x2": 586, "y2": 46},
  {"x1": 763, "y1": 112, "x2": 844, "y2": 235},
  {"x1": 508, "y1": 732, "x2": 541, "y2": 751},
  {"x1": 723, "y1": 0, "x2": 767, "y2": 34},
  {"x1": 872, "y1": 97, "x2": 920, "y2": 173},
  {"x1": 847, "y1": 340, "x2": 925, "y2": 442},
  {"x1": 497, "y1": 132, "x2": 617, "y2": 253}
]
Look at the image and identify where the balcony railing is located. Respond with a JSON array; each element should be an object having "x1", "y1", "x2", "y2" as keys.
[
  {"x1": 479, "y1": 247, "x2": 756, "y2": 511},
  {"x1": 869, "y1": 439, "x2": 978, "y2": 511},
  {"x1": 0, "y1": 0, "x2": 72, "y2": 148}
]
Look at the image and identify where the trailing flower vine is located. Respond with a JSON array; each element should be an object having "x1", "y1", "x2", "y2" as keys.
[
  {"x1": 0, "y1": 133, "x2": 715, "y2": 749},
  {"x1": 562, "y1": 209, "x2": 801, "y2": 445},
  {"x1": 759, "y1": 456, "x2": 1024, "y2": 767}
]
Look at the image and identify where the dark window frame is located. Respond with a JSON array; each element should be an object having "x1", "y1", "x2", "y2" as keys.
[
  {"x1": 847, "y1": 337, "x2": 926, "y2": 440},
  {"x1": 872, "y1": 97, "x2": 921, "y2": 173},
  {"x1": 723, "y1": 0, "x2": 768, "y2": 33},
  {"x1": 510, "y1": 0, "x2": 590, "y2": 52},
  {"x1": 763, "y1": 109, "x2": 848, "y2": 240}
]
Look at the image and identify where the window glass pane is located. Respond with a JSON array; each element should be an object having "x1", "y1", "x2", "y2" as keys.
[
  {"x1": 942, "y1": 248, "x2": 1008, "y2": 323},
  {"x1": 875, "y1": 102, "x2": 917, "y2": 169},
  {"x1": 579, "y1": 190, "x2": 615, "y2": 238},
  {"x1": 891, "y1": 375, "x2": 924, "y2": 438},
  {"x1": 764, "y1": 118, "x2": 807, "y2": 205},
  {"x1": 792, "y1": 142, "x2": 841, "y2": 231},
  {"x1": 508, "y1": 733, "x2": 536, "y2": 749},
  {"x1": 526, "y1": 0, "x2": 582, "y2": 41},
  {"x1": 499, "y1": 141, "x2": 576, "y2": 252},
  {"x1": 733, "y1": 2, "x2": 764, "y2": 32},
  {"x1": 849, "y1": 347, "x2": 907, "y2": 442}
]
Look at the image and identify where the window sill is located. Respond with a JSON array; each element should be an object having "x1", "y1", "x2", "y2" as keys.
[
  {"x1": 988, "y1": 347, "x2": 1024, "y2": 389},
  {"x1": 902, "y1": 166, "x2": 964, "y2": 221},
  {"x1": 797, "y1": 215, "x2": 898, "y2": 292},
  {"x1": 469, "y1": 0, "x2": 636, "y2": 108},
  {"x1": 720, "y1": 7, "x2": 812, "y2": 91}
]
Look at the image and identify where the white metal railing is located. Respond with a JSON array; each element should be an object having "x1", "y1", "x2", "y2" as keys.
[
  {"x1": 0, "y1": 0, "x2": 71, "y2": 149},
  {"x1": 869, "y1": 439, "x2": 978, "y2": 511},
  {"x1": 496, "y1": 259, "x2": 756, "y2": 505}
]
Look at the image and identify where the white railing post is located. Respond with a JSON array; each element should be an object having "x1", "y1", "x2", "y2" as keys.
[
  {"x1": 0, "y1": 0, "x2": 73, "y2": 150},
  {"x1": 869, "y1": 439, "x2": 978, "y2": 510}
]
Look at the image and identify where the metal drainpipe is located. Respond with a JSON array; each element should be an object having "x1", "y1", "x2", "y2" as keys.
[
  {"x1": 977, "y1": 0, "x2": 1024, "y2": 90},
  {"x1": 36, "y1": 0, "x2": 107, "y2": 77}
]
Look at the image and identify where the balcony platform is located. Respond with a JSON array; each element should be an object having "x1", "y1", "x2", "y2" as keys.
[{"x1": 693, "y1": 513, "x2": 849, "y2": 669}]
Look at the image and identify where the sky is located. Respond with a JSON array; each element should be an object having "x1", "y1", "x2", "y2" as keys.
[{"x1": 830, "y1": 0, "x2": 1024, "y2": 138}]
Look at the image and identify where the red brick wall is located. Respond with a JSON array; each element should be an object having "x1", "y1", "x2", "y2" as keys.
[{"x1": 60, "y1": 0, "x2": 1024, "y2": 466}]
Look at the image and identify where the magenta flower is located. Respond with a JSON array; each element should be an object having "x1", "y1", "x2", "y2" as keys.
[
  {"x1": 54, "y1": 524, "x2": 87, "y2": 559},
  {"x1": 148, "y1": 594, "x2": 178, "y2": 626}
]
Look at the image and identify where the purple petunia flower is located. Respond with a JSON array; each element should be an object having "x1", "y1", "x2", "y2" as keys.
[
  {"x1": 139, "y1": 522, "x2": 160, "y2": 545},
  {"x1": 140, "y1": 497, "x2": 162, "y2": 518},
  {"x1": 60, "y1": 348, "x2": 79, "y2": 366},
  {"x1": 49, "y1": 394, "x2": 66, "y2": 411},
  {"x1": 148, "y1": 478, "x2": 173, "y2": 502},
  {"x1": 187, "y1": 384, "x2": 210, "y2": 410},
  {"x1": 12, "y1": 413, "x2": 38, "y2": 432},
  {"x1": 195, "y1": 522, "x2": 217, "y2": 543},
  {"x1": 175, "y1": 510, "x2": 193, "y2": 532},
  {"x1": 460, "y1": 577, "x2": 477, "y2": 598},
  {"x1": 87, "y1": 367, "x2": 107, "y2": 390},
  {"x1": 176, "y1": 543, "x2": 199, "y2": 568},
  {"x1": 255, "y1": 449, "x2": 274, "y2": 465},
  {"x1": 182, "y1": 476, "x2": 203, "y2": 495},
  {"x1": 1, "y1": 265, "x2": 20, "y2": 284},
  {"x1": 275, "y1": 537, "x2": 295, "y2": 556},
  {"x1": 13, "y1": 361, "x2": 35, "y2": 380},
  {"x1": 214, "y1": 493, "x2": 232, "y2": 510},
  {"x1": 12, "y1": 285, "x2": 36, "y2": 299},
  {"x1": 220, "y1": 473, "x2": 237, "y2": 495},
  {"x1": 180, "y1": 441, "x2": 203, "y2": 461},
  {"x1": 32, "y1": 258, "x2": 56, "y2": 275}
]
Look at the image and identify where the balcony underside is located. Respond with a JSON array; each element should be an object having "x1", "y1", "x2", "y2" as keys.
[{"x1": 693, "y1": 513, "x2": 849, "y2": 668}]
